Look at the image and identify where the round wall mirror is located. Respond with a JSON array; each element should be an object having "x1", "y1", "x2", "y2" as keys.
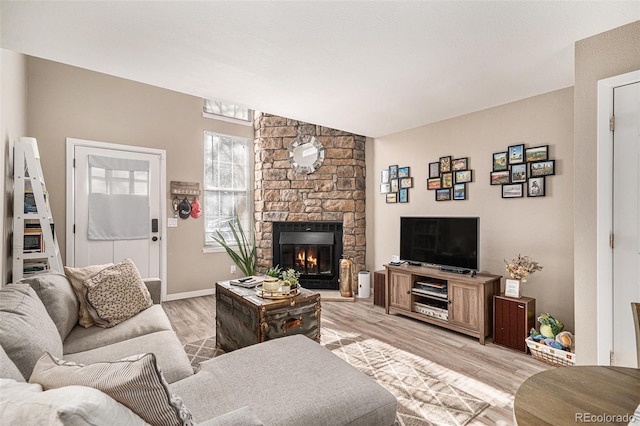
[{"x1": 288, "y1": 136, "x2": 325, "y2": 174}]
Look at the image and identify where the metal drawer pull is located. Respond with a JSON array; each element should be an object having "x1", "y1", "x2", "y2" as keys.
[{"x1": 283, "y1": 318, "x2": 302, "y2": 330}]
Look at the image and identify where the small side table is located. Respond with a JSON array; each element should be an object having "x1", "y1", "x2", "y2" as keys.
[
  {"x1": 494, "y1": 294, "x2": 535, "y2": 352},
  {"x1": 373, "y1": 270, "x2": 386, "y2": 307}
]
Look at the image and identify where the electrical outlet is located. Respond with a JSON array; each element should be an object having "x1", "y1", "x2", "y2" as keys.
[{"x1": 230, "y1": 265, "x2": 237, "y2": 274}]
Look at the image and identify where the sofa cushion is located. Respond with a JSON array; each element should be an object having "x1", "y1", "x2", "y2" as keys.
[
  {"x1": 0, "y1": 345, "x2": 25, "y2": 382},
  {"x1": 170, "y1": 335, "x2": 397, "y2": 426},
  {"x1": 64, "y1": 304, "x2": 173, "y2": 354},
  {"x1": 83, "y1": 258, "x2": 153, "y2": 328},
  {"x1": 30, "y1": 352, "x2": 193, "y2": 426},
  {"x1": 62, "y1": 330, "x2": 194, "y2": 384},
  {"x1": 197, "y1": 406, "x2": 263, "y2": 426},
  {"x1": 0, "y1": 378, "x2": 148, "y2": 425},
  {"x1": 64, "y1": 263, "x2": 112, "y2": 328},
  {"x1": 18, "y1": 271, "x2": 79, "y2": 340},
  {"x1": 0, "y1": 284, "x2": 63, "y2": 380}
]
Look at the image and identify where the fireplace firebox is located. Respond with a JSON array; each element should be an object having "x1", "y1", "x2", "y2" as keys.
[{"x1": 272, "y1": 222, "x2": 342, "y2": 290}]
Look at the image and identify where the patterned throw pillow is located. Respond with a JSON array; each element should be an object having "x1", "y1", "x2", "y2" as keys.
[
  {"x1": 29, "y1": 352, "x2": 194, "y2": 426},
  {"x1": 83, "y1": 258, "x2": 152, "y2": 328},
  {"x1": 64, "y1": 263, "x2": 112, "y2": 328}
]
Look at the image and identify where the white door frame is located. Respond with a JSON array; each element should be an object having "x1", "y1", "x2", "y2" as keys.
[
  {"x1": 65, "y1": 138, "x2": 168, "y2": 301},
  {"x1": 596, "y1": 69, "x2": 640, "y2": 365}
]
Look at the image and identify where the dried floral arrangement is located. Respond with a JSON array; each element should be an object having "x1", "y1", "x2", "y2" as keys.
[{"x1": 505, "y1": 254, "x2": 543, "y2": 281}]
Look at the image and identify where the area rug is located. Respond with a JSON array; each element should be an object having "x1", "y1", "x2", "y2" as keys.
[{"x1": 183, "y1": 329, "x2": 488, "y2": 426}]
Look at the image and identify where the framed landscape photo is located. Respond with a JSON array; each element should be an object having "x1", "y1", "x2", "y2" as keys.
[
  {"x1": 527, "y1": 177, "x2": 545, "y2": 197},
  {"x1": 455, "y1": 170, "x2": 473, "y2": 183},
  {"x1": 441, "y1": 172, "x2": 453, "y2": 188},
  {"x1": 510, "y1": 164, "x2": 527, "y2": 183},
  {"x1": 508, "y1": 144, "x2": 525, "y2": 164},
  {"x1": 529, "y1": 160, "x2": 555, "y2": 177},
  {"x1": 429, "y1": 162, "x2": 440, "y2": 178},
  {"x1": 381, "y1": 170, "x2": 389, "y2": 184},
  {"x1": 389, "y1": 165, "x2": 398, "y2": 180},
  {"x1": 439, "y1": 156, "x2": 452, "y2": 173},
  {"x1": 490, "y1": 170, "x2": 510, "y2": 185},
  {"x1": 427, "y1": 178, "x2": 441, "y2": 190},
  {"x1": 502, "y1": 183, "x2": 524, "y2": 198},
  {"x1": 399, "y1": 188, "x2": 408, "y2": 203},
  {"x1": 525, "y1": 145, "x2": 548, "y2": 163},
  {"x1": 452, "y1": 157, "x2": 468, "y2": 171},
  {"x1": 493, "y1": 151, "x2": 508, "y2": 171},
  {"x1": 380, "y1": 183, "x2": 391, "y2": 194},
  {"x1": 399, "y1": 177, "x2": 413, "y2": 189},
  {"x1": 386, "y1": 193, "x2": 397, "y2": 203},
  {"x1": 398, "y1": 166, "x2": 410, "y2": 178},
  {"x1": 435, "y1": 188, "x2": 451, "y2": 201},
  {"x1": 453, "y1": 183, "x2": 466, "y2": 200},
  {"x1": 390, "y1": 178, "x2": 399, "y2": 193}
]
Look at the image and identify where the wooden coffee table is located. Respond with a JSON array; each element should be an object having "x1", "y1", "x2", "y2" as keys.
[{"x1": 215, "y1": 281, "x2": 321, "y2": 352}]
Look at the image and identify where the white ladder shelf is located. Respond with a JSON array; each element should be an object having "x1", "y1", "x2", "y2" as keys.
[{"x1": 12, "y1": 137, "x2": 63, "y2": 280}]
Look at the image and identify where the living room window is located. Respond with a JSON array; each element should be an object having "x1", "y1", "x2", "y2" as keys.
[
  {"x1": 203, "y1": 99, "x2": 253, "y2": 124},
  {"x1": 203, "y1": 131, "x2": 251, "y2": 250}
]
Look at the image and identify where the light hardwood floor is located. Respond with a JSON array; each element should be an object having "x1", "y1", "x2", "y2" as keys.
[{"x1": 163, "y1": 295, "x2": 550, "y2": 425}]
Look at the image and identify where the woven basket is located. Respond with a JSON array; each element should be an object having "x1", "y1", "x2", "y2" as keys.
[{"x1": 525, "y1": 337, "x2": 576, "y2": 367}]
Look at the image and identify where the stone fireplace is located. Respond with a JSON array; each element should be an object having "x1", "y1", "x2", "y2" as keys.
[{"x1": 253, "y1": 113, "x2": 366, "y2": 287}]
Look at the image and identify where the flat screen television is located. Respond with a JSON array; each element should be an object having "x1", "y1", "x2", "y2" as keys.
[{"x1": 400, "y1": 216, "x2": 479, "y2": 273}]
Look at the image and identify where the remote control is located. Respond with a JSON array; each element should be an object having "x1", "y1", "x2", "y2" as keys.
[{"x1": 238, "y1": 277, "x2": 253, "y2": 282}]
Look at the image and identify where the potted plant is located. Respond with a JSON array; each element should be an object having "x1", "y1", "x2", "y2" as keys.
[
  {"x1": 265, "y1": 265, "x2": 282, "y2": 279},
  {"x1": 281, "y1": 268, "x2": 300, "y2": 292},
  {"x1": 211, "y1": 217, "x2": 256, "y2": 276}
]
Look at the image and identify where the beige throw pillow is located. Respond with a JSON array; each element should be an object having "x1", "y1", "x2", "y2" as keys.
[
  {"x1": 29, "y1": 352, "x2": 194, "y2": 426},
  {"x1": 83, "y1": 258, "x2": 152, "y2": 328},
  {"x1": 64, "y1": 263, "x2": 112, "y2": 328}
]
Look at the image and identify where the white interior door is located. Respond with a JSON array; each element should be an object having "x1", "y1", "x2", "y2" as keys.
[
  {"x1": 69, "y1": 140, "x2": 163, "y2": 280},
  {"x1": 612, "y1": 81, "x2": 640, "y2": 367}
]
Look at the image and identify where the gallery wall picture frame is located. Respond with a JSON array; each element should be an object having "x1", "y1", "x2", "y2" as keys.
[
  {"x1": 455, "y1": 170, "x2": 473, "y2": 183},
  {"x1": 529, "y1": 160, "x2": 555, "y2": 177},
  {"x1": 386, "y1": 193, "x2": 398, "y2": 203},
  {"x1": 441, "y1": 172, "x2": 453, "y2": 188},
  {"x1": 398, "y1": 166, "x2": 410, "y2": 178},
  {"x1": 439, "y1": 156, "x2": 452, "y2": 173},
  {"x1": 399, "y1": 177, "x2": 413, "y2": 189},
  {"x1": 508, "y1": 144, "x2": 525, "y2": 164},
  {"x1": 380, "y1": 183, "x2": 391, "y2": 194},
  {"x1": 490, "y1": 170, "x2": 510, "y2": 185},
  {"x1": 390, "y1": 179, "x2": 399, "y2": 193},
  {"x1": 510, "y1": 164, "x2": 527, "y2": 183},
  {"x1": 502, "y1": 183, "x2": 524, "y2": 198},
  {"x1": 493, "y1": 151, "x2": 508, "y2": 171},
  {"x1": 427, "y1": 178, "x2": 442, "y2": 190},
  {"x1": 453, "y1": 183, "x2": 466, "y2": 200},
  {"x1": 381, "y1": 170, "x2": 389, "y2": 183},
  {"x1": 525, "y1": 145, "x2": 548, "y2": 163},
  {"x1": 452, "y1": 157, "x2": 468, "y2": 171},
  {"x1": 399, "y1": 188, "x2": 409, "y2": 203},
  {"x1": 527, "y1": 177, "x2": 545, "y2": 197},
  {"x1": 435, "y1": 188, "x2": 451, "y2": 201},
  {"x1": 389, "y1": 165, "x2": 398, "y2": 179},
  {"x1": 429, "y1": 162, "x2": 440, "y2": 178}
]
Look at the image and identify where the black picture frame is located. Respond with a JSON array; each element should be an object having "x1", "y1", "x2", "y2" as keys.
[
  {"x1": 390, "y1": 178, "x2": 399, "y2": 193},
  {"x1": 525, "y1": 145, "x2": 548, "y2": 163},
  {"x1": 441, "y1": 172, "x2": 453, "y2": 188},
  {"x1": 428, "y1": 162, "x2": 440, "y2": 178},
  {"x1": 493, "y1": 151, "x2": 508, "y2": 171},
  {"x1": 502, "y1": 183, "x2": 524, "y2": 198},
  {"x1": 455, "y1": 170, "x2": 473, "y2": 184},
  {"x1": 439, "y1": 156, "x2": 452, "y2": 173},
  {"x1": 490, "y1": 170, "x2": 510, "y2": 185},
  {"x1": 453, "y1": 183, "x2": 466, "y2": 200},
  {"x1": 380, "y1": 183, "x2": 390, "y2": 194},
  {"x1": 452, "y1": 157, "x2": 468, "y2": 171},
  {"x1": 508, "y1": 144, "x2": 525, "y2": 164},
  {"x1": 510, "y1": 163, "x2": 527, "y2": 183},
  {"x1": 435, "y1": 188, "x2": 451, "y2": 201},
  {"x1": 427, "y1": 177, "x2": 441, "y2": 190},
  {"x1": 527, "y1": 177, "x2": 545, "y2": 197},
  {"x1": 399, "y1": 188, "x2": 409, "y2": 203},
  {"x1": 389, "y1": 165, "x2": 398, "y2": 180},
  {"x1": 399, "y1": 177, "x2": 413, "y2": 189},
  {"x1": 398, "y1": 166, "x2": 410, "y2": 178},
  {"x1": 529, "y1": 160, "x2": 555, "y2": 177},
  {"x1": 386, "y1": 193, "x2": 397, "y2": 203}
]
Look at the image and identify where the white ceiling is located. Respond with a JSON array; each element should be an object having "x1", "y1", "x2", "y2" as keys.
[{"x1": 2, "y1": 1, "x2": 639, "y2": 137}]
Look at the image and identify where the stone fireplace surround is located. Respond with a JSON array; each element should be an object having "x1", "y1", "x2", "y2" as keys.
[{"x1": 253, "y1": 112, "x2": 366, "y2": 285}]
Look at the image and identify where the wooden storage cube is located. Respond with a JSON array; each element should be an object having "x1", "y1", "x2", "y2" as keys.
[{"x1": 494, "y1": 294, "x2": 535, "y2": 352}]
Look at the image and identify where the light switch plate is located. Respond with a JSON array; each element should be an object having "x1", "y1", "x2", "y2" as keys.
[{"x1": 168, "y1": 218, "x2": 178, "y2": 228}]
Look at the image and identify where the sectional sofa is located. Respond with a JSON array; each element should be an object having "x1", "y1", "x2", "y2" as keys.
[{"x1": 0, "y1": 270, "x2": 397, "y2": 425}]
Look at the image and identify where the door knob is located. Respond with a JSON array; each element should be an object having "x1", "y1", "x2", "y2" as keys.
[{"x1": 152, "y1": 236, "x2": 158, "y2": 242}]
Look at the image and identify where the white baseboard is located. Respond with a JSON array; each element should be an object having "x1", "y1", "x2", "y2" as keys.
[{"x1": 164, "y1": 288, "x2": 215, "y2": 301}]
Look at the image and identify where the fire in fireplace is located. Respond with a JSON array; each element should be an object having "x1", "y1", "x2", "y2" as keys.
[{"x1": 272, "y1": 222, "x2": 343, "y2": 290}]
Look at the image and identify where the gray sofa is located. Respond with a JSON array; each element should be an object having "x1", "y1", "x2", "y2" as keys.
[{"x1": 0, "y1": 271, "x2": 397, "y2": 425}]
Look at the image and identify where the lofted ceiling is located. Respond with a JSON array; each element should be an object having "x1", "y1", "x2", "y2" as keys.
[{"x1": 2, "y1": 1, "x2": 639, "y2": 137}]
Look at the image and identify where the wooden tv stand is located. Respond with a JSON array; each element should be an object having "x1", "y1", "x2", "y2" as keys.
[{"x1": 384, "y1": 263, "x2": 501, "y2": 344}]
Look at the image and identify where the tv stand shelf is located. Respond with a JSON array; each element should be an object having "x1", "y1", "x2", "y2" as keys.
[{"x1": 384, "y1": 263, "x2": 501, "y2": 344}]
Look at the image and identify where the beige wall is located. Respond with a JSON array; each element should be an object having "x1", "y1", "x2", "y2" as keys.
[
  {"x1": 574, "y1": 21, "x2": 640, "y2": 364},
  {"x1": 370, "y1": 87, "x2": 575, "y2": 331},
  {"x1": 25, "y1": 57, "x2": 254, "y2": 296},
  {"x1": 1, "y1": 49, "x2": 28, "y2": 285}
]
